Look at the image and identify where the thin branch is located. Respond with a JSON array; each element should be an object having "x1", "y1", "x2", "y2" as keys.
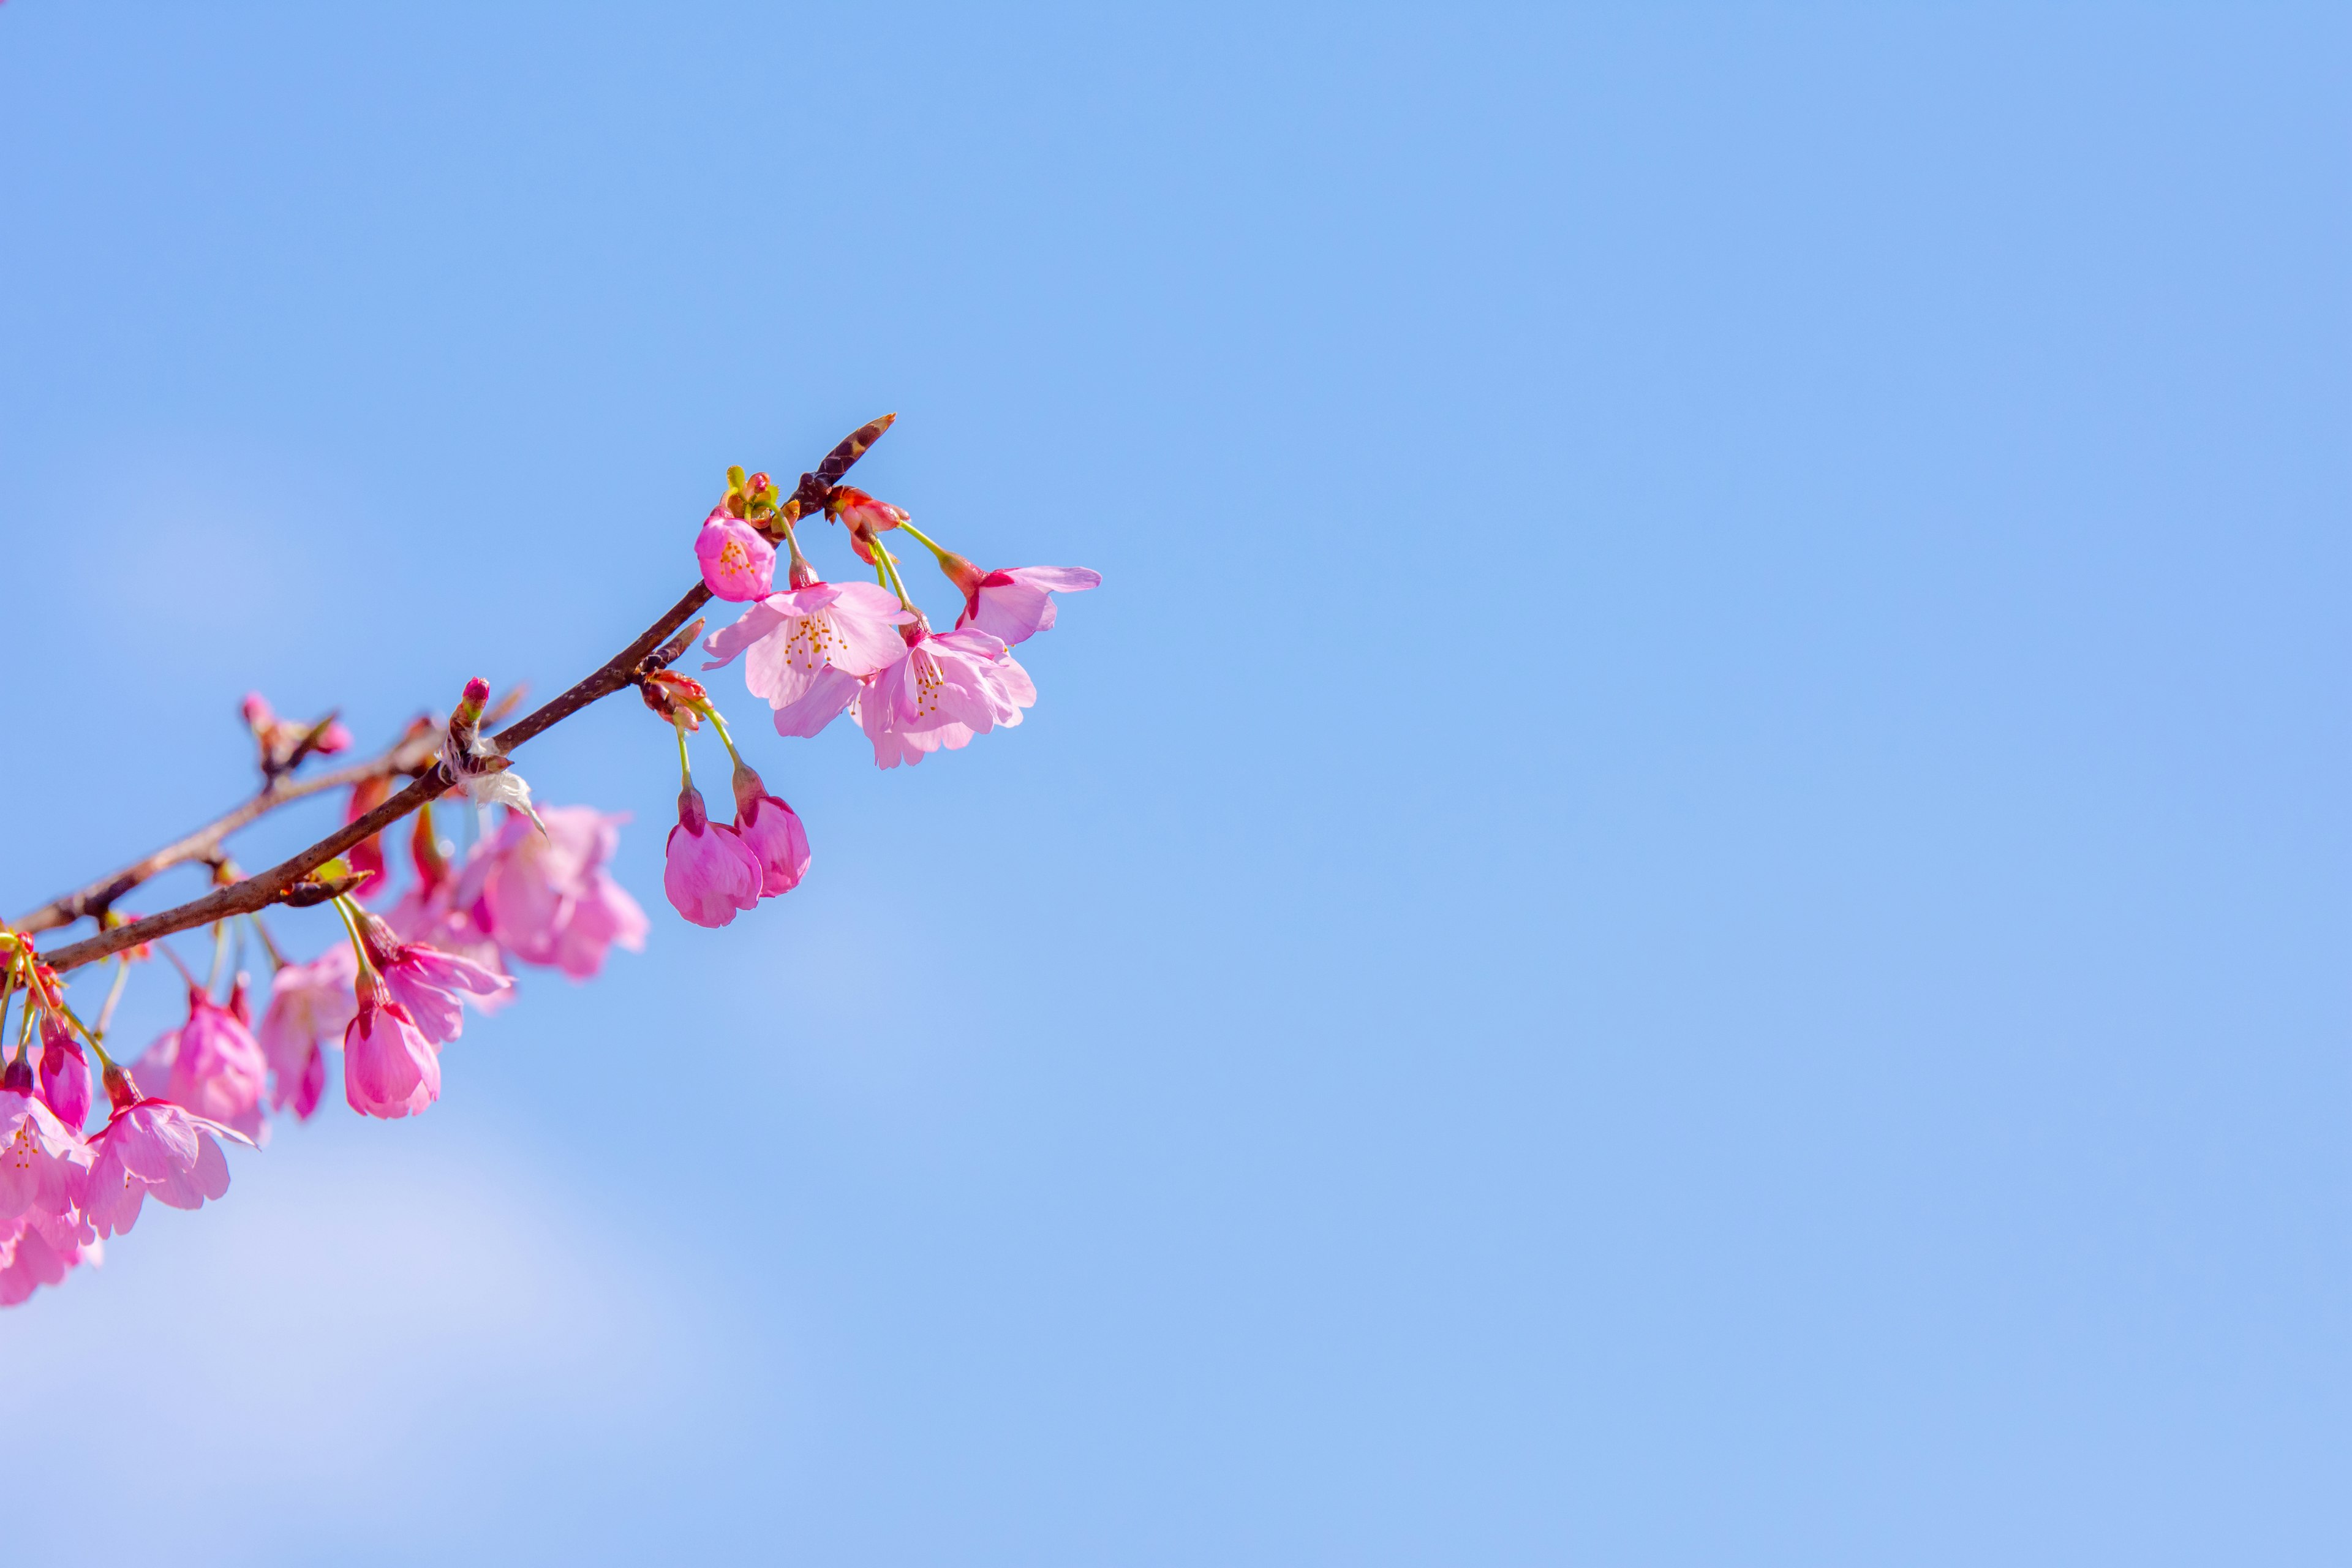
[
  {"x1": 37, "y1": 585, "x2": 712, "y2": 974},
  {"x1": 12, "y1": 730, "x2": 442, "y2": 935}
]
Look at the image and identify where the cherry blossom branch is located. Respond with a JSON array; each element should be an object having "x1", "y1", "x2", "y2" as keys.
[
  {"x1": 35, "y1": 586, "x2": 712, "y2": 975},
  {"x1": 12, "y1": 733, "x2": 441, "y2": 936}
]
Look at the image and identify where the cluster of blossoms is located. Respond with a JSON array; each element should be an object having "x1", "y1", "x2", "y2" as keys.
[{"x1": 0, "y1": 417, "x2": 1095, "y2": 1307}]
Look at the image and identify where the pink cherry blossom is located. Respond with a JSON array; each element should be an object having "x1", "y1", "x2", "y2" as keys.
[
  {"x1": 0, "y1": 1216, "x2": 99, "y2": 1308},
  {"x1": 36, "y1": 1015, "x2": 92, "y2": 1130},
  {"x1": 459, "y1": 805, "x2": 649, "y2": 978},
  {"x1": 355, "y1": 910, "x2": 510, "y2": 1047},
  {"x1": 663, "y1": 784, "x2": 763, "y2": 927},
  {"x1": 342, "y1": 991, "x2": 440, "y2": 1121},
  {"x1": 134, "y1": 986, "x2": 270, "y2": 1146},
  {"x1": 82, "y1": 1079, "x2": 253, "y2": 1240},
  {"x1": 695, "y1": 510, "x2": 777, "y2": 601},
  {"x1": 826, "y1": 486, "x2": 910, "y2": 565},
  {"x1": 947, "y1": 563, "x2": 1101, "y2": 646},
  {"x1": 729, "y1": 762, "x2": 810, "y2": 897},
  {"x1": 702, "y1": 579, "x2": 912, "y2": 738},
  {"x1": 257, "y1": 945, "x2": 357, "y2": 1120},
  {"x1": 1, "y1": 1060, "x2": 91, "y2": 1224},
  {"x1": 386, "y1": 820, "x2": 513, "y2": 1011},
  {"x1": 858, "y1": 625, "x2": 1037, "y2": 770}
]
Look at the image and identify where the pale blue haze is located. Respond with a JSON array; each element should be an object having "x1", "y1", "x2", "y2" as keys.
[{"x1": 0, "y1": 4, "x2": 2343, "y2": 1563}]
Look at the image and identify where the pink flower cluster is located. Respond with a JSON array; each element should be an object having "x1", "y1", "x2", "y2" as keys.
[
  {"x1": 2, "y1": 421, "x2": 1098, "y2": 1308},
  {"x1": 0, "y1": 797, "x2": 649, "y2": 1307}
]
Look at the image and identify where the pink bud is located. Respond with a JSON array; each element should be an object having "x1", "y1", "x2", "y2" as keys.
[
  {"x1": 36, "y1": 1017, "x2": 91, "y2": 1129},
  {"x1": 695, "y1": 511, "x2": 777, "y2": 603},
  {"x1": 662, "y1": 785, "x2": 763, "y2": 927},
  {"x1": 729, "y1": 763, "x2": 810, "y2": 897}
]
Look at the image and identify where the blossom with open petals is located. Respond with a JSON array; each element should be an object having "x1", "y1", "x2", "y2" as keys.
[
  {"x1": 134, "y1": 986, "x2": 270, "y2": 1145},
  {"x1": 459, "y1": 806, "x2": 648, "y2": 978},
  {"x1": 858, "y1": 625, "x2": 1036, "y2": 770},
  {"x1": 257, "y1": 946, "x2": 357, "y2": 1120},
  {"x1": 0, "y1": 1216, "x2": 99, "y2": 1308},
  {"x1": 355, "y1": 909, "x2": 509, "y2": 1047},
  {"x1": 938, "y1": 559, "x2": 1101, "y2": 646},
  {"x1": 83, "y1": 1073, "x2": 253, "y2": 1239},
  {"x1": 703, "y1": 580, "x2": 911, "y2": 738},
  {"x1": 1, "y1": 1060, "x2": 91, "y2": 1225}
]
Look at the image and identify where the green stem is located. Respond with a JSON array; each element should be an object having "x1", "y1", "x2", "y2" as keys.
[
  {"x1": 894, "y1": 519, "x2": 951, "y2": 562},
  {"x1": 674, "y1": 717, "x2": 694, "y2": 791},
  {"x1": 94, "y1": 956, "x2": 132, "y2": 1041},
  {"x1": 330, "y1": 895, "x2": 379, "y2": 981}
]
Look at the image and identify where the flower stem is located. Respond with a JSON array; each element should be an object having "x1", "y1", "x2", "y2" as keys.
[
  {"x1": 674, "y1": 715, "x2": 694, "y2": 791},
  {"x1": 94, "y1": 956, "x2": 132, "y2": 1041},
  {"x1": 894, "y1": 519, "x2": 951, "y2": 562},
  {"x1": 329, "y1": 895, "x2": 379, "y2": 981},
  {"x1": 157, "y1": 941, "x2": 200, "y2": 990},
  {"x1": 206, "y1": 919, "x2": 228, "y2": 994}
]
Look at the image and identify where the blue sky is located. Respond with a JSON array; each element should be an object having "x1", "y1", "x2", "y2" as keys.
[{"x1": 1, "y1": 4, "x2": 2345, "y2": 1563}]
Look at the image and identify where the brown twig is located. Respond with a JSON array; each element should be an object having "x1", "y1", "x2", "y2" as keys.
[
  {"x1": 20, "y1": 412, "x2": 894, "y2": 976},
  {"x1": 37, "y1": 584, "x2": 714, "y2": 974},
  {"x1": 13, "y1": 731, "x2": 442, "y2": 934}
]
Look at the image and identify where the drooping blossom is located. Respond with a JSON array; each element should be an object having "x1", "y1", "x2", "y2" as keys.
[
  {"x1": 663, "y1": 783, "x2": 763, "y2": 927},
  {"x1": 458, "y1": 806, "x2": 648, "y2": 978},
  {"x1": 385, "y1": 809, "x2": 513, "y2": 1011},
  {"x1": 256, "y1": 944, "x2": 356, "y2": 1120},
  {"x1": 932, "y1": 556, "x2": 1102, "y2": 647},
  {"x1": 0, "y1": 1216, "x2": 99, "y2": 1308},
  {"x1": 133, "y1": 985, "x2": 270, "y2": 1145},
  {"x1": 694, "y1": 510, "x2": 777, "y2": 601},
  {"x1": 729, "y1": 761, "x2": 810, "y2": 897},
  {"x1": 354, "y1": 909, "x2": 508, "y2": 1047},
  {"x1": 858, "y1": 624, "x2": 1037, "y2": 770},
  {"x1": 82, "y1": 1068, "x2": 254, "y2": 1240},
  {"x1": 36, "y1": 1014, "x2": 92, "y2": 1131},
  {"x1": 703, "y1": 578, "x2": 912, "y2": 738},
  {"x1": 1, "y1": 1057, "x2": 91, "y2": 1226},
  {"x1": 342, "y1": 986, "x2": 440, "y2": 1121}
]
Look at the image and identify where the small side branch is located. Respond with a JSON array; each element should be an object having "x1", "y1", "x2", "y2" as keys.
[{"x1": 37, "y1": 583, "x2": 712, "y2": 974}]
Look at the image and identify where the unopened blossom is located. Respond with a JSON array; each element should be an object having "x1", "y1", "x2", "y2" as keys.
[
  {"x1": 826, "y1": 486, "x2": 910, "y2": 565},
  {"x1": 241, "y1": 693, "x2": 352, "y2": 770},
  {"x1": 343, "y1": 775, "x2": 395, "y2": 897},
  {"x1": 858, "y1": 625, "x2": 1037, "y2": 771},
  {"x1": 663, "y1": 784, "x2": 763, "y2": 927},
  {"x1": 134, "y1": 986, "x2": 271, "y2": 1145},
  {"x1": 729, "y1": 761, "x2": 810, "y2": 897},
  {"x1": 703, "y1": 579, "x2": 912, "y2": 738},
  {"x1": 83, "y1": 1070, "x2": 253, "y2": 1240},
  {"x1": 257, "y1": 945, "x2": 357, "y2": 1120},
  {"x1": 355, "y1": 909, "x2": 508, "y2": 1047},
  {"x1": 694, "y1": 510, "x2": 777, "y2": 602},
  {"x1": 342, "y1": 987, "x2": 440, "y2": 1121},
  {"x1": 459, "y1": 806, "x2": 648, "y2": 978},
  {"x1": 36, "y1": 1014, "x2": 92, "y2": 1130},
  {"x1": 440, "y1": 677, "x2": 546, "y2": 833},
  {"x1": 1, "y1": 1058, "x2": 91, "y2": 1224}
]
